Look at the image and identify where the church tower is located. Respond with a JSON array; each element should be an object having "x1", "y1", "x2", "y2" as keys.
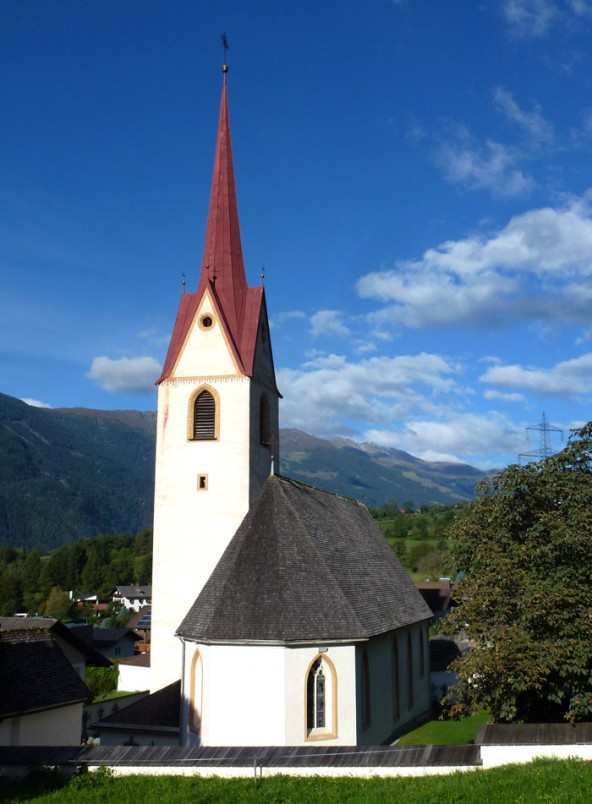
[{"x1": 150, "y1": 69, "x2": 280, "y2": 691}]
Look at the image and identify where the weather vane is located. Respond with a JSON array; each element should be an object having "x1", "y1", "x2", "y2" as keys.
[
  {"x1": 181, "y1": 272, "x2": 186, "y2": 294},
  {"x1": 221, "y1": 32, "x2": 229, "y2": 73}
]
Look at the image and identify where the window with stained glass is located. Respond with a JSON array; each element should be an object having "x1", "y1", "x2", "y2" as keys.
[{"x1": 307, "y1": 659, "x2": 326, "y2": 730}]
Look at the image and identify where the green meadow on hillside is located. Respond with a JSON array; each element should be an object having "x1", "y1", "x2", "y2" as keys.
[{"x1": 2, "y1": 759, "x2": 592, "y2": 803}]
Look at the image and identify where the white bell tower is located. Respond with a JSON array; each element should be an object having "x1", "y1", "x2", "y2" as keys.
[{"x1": 150, "y1": 71, "x2": 280, "y2": 692}]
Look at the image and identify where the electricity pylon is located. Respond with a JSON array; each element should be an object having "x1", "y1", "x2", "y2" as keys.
[{"x1": 518, "y1": 412, "x2": 563, "y2": 463}]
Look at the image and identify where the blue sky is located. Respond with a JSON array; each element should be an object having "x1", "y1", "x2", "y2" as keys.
[{"x1": 2, "y1": 0, "x2": 592, "y2": 469}]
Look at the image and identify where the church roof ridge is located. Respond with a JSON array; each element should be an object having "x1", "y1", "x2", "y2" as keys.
[{"x1": 177, "y1": 475, "x2": 432, "y2": 645}]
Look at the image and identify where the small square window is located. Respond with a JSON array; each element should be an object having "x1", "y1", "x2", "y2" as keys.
[{"x1": 197, "y1": 474, "x2": 208, "y2": 490}]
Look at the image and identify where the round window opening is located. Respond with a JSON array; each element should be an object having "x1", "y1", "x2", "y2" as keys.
[{"x1": 200, "y1": 315, "x2": 214, "y2": 329}]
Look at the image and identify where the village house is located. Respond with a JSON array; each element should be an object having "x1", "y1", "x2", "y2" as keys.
[
  {"x1": 0, "y1": 618, "x2": 110, "y2": 747},
  {"x1": 110, "y1": 585, "x2": 152, "y2": 613}
]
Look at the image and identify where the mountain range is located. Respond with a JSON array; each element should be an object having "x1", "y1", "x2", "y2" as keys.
[{"x1": 0, "y1": 391, "x2": 491, "y2": 550}]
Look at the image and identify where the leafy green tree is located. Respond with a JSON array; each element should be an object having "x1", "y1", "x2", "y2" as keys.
[
  {"x1": 416, "y1": 549, "x2": 454, "y2": 580},
  {"x1": 444, "y1": 423, "x2": 592, "y2": 724},
  {"x1": 43, "y1": 585, "x2": 72, "y2": 620},
  {"x1": 0, "y1": 568, "x2": 22, "y2": 615},
  {"x1": 21, "y1": 549, "x2": 42, "y2": 595},
  {"x1": 407, "y1": 541, "x2": 434, "y2": 572},
  {"x1": 40, "y1": 546, "x2": 76, "y2": 595}
]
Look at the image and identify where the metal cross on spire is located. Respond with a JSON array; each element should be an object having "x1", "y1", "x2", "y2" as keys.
[{"x1": 221, "y1": 32, "x2": 229, "y2": 73}]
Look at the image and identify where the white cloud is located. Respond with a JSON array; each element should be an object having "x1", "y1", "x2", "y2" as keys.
[
  {"x1": 484, "y1": 390, "x2": 527, "y2": 402},
  {"x1": 568, "y1": 0, "x2": 592, "y2": 16},
  {"x1": 310, "y1": 310, "x2": 350, "y2": 337},
  {"x1": 136, "y1": 329, "x2": 170, "y2": 347},
  {"x1": 357, "y1": 193, "x2": 592, "y2": 329},
  {"x1": 502, "y1": 0, "x2": 558, "y2": 38},
  {"x1": 21, "y1": 398, "x2": 52, "y2": 408},
  {"x1": 435, "y1": 132, "x2": 534, "y2": 198},
  {"x1": 366, "y1": 412, "x2": 524, "y2": 467},
  {"x1": 480, "y1": 352, "x2": 592, "y2": 396},
  {"x1": 493, "y1": 87, "x2": 554, "y2": 144},
  {"x1": 501, "y1": 0, "x2": 592, "y2": 37},
  {"x1": 278, "y1": 352, "x2": 461, "y2": 438},
  {"x1": 270, "y1": 310, "x2": 307, "y2": 330},
  {"x1": 87, "y1": 356, "x2": 161, "y2": 393}
]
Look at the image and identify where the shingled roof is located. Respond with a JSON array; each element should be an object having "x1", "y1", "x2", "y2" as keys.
[
  {"x1": 177, "y1": 475, "x2": 432, "y2": 645},
  {"x1": 0, "y1": 628, "x2": 90, "y2": 719}
]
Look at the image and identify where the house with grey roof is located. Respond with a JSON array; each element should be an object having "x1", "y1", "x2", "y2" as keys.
[
  {"x1": 111, "y1": 585, "x2": 152, "y2": 613},
  {"x1": 0, "y1": 618, "x2": 109, "y2": 746}
]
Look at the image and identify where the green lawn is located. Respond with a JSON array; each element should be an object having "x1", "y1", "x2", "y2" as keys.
[
  {"x1": 398, "y1": 712, "x2": 490, "y2": 745},
  {"x1": 3, "y1": 759, "x2": 592, "y2": 803}
]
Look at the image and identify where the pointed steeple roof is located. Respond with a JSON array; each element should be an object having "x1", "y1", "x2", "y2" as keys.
[
  {"x1": 157, "y1": 74, "x2": 277, "y2": 389},
  {"x1": 197, "y1": 76, "x2": 248, "y2": 339}
]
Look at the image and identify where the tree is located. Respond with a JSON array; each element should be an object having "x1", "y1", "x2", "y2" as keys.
[
  {"x1": 43, "y1": 585, "x2": 72, "y2": 620},
  {"x1": 443, "y1": 423, "x2": 592, "y2": 724}
]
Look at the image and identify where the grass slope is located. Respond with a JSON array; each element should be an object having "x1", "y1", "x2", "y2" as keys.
[{"x1": 2, "y1": 759, "x2": 592, "y2": 803}]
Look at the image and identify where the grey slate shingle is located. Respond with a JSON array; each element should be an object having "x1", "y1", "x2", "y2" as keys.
[
  {"x1": 0, "y1": 630, "x2": 90, "y2": 718},
  {"x1": 178, "y1": 475, "x2": 432, "y2": 644}
]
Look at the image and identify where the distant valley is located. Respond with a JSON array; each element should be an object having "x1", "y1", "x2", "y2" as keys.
[{"x1": 0, "y1": 392, "x2": 492, "y2": 550}]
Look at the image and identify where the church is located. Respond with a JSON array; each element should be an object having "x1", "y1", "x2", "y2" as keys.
[{"x1": 147, "y1": 65, "x2": 432, "y2": 747}]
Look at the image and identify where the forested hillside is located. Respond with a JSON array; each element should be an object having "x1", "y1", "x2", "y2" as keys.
[
  {"x1": 0, "y1": 530, "x2": 152, "y2": 617},
  {"x1": 0, "y1": 392, "x2": 489, "y2": 551},
  {"x1": 0, "y1": 393, "x2": 155, "y2": 550}
]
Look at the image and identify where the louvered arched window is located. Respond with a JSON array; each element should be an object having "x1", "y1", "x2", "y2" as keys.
[{"x1": 193, "y1": 390, "x2": 216, "y2": 440}]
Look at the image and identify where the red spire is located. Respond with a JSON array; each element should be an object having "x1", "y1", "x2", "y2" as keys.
[{"x1": 197, "y1": 75, "x2": 248, "y2": 339}]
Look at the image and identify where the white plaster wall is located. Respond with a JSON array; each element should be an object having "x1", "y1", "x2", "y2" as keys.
[
  {"x1": 180, "y1": 642, "x2": 357, "y2": 747},
  {"x1": 105, "y1": 764, "x2": 479, "y2": 779},
  {"x1": 480, "y1": 744, "x2": 592, "y2": 768},
  {"x1": 151, "y1": 377, "x2": 253, "y2": 691},
  {"x1": 117, "y1": 663, "x2": 151, "y2": 692},
  {"x1": 0, "y1": 703, "x2": 83, "y2": 746},
  {"x1": 195, "y1": 644, "x2": 286, "y2": 746},
  {"x1": 284, "y1": 645, "x2": 357, "y2": 746},
  {"x1": 357, "y1": 626, "x2": 431, "y2": 745},
  {"x1": 151, "y1": 294, "x2": 279, "y2": 693},
  {"x1": 249, "y1": 379, "x2": 280, "y2": 494},
  {"x1": 173, "y1": 292, "x2": 239, "y2": 378}
]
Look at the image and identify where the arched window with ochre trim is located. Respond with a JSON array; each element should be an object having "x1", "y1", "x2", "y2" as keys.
[
  {"x1": 392, "y1": 637, "x2": 400, "y2": 722},
  {"x1": 407, "y1": 631, "x2": 414, "y2": 711},
  {"x1": 361, "y1": 648, "x2": 371, "y2": 729},
  {"x1": 188, "y1": 386, "x2": 219, "y2": 441},
  {"x1": 189, "y1": 649, "x2": 203, "y2": 736},
  {"x1": 304, "y1": 654, "x2": 337, "y2": 741},
  {"x1": 259, "y1": 393, "x2": 270, "y2": 446}
]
